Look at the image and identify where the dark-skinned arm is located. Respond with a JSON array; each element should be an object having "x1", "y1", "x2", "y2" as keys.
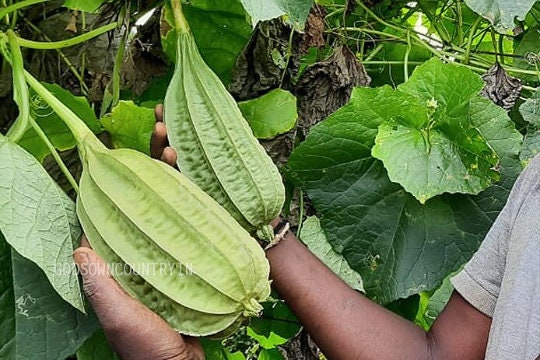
[{"x1": 266, "y1": 230, "x2": 491, "y2": 360}]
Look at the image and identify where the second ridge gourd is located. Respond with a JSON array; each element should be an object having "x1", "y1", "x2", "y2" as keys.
[{"x1": 163, "y1": 0, "x2": 286, "y2": 238}]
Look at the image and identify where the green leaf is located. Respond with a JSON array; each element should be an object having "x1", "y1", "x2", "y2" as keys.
[
  {"x1": 248, "y1": 301, "x2": 301, "y2": 349},
  {"x1": 238, "y1": 0, "x2": 314, "y2": 28},
  {"x1": 239, "y1": 89, "x2": 298, "y2": 139},
  {"x1": 513, "y1": 27, "x2": 540, "y2": 85},
  {"x1": 200, "y1": 339, "x2": 246, "y2": 360},
  {"x1": 415, "y1": 271, "x2": 455, "y2": 330},
  {"x1": 18, "y1": 83, "x2": 101, "y2": 162},
  {"x1": 287, "y1": 85, "x2": 522, "y2": 303},
  {"x1": 464, "y1": 0, "x2": 536, "y2": 33},
  {"x1": 161, "y1": 0, "x2": 252, "y2": 85},
  {"x1": 258, "y1": 348, "x2": 284, "y2": 360},
  {"x1": 77, "y1": 329, "x2": 118, "y2": 360},
  {"x1": 299, "y1": 216, "x2": 364, "y2": 291},
  {"x1": 397, "y1": 59, "x2": 485, "y2": 115},
  {"x1": 520, "y1": 88, "x2": 540, "y2": 125},
  {"x1": 101, "y1": 101, "x2": 155, "y2": 154},
  {"x1": 0, "y1": 135, "x2": 85, "y2": 311},
  {"x1": 0, "y1": 234, "x2": 99, "y2": 359},
  {"x1": 520, "y1": 127, "x2": 540, "y2": 164},
  {"x1": 63, "y1": 0, "x2": 107, "y2": 12},
  {"x1": 371, "y1": 59, "x2": 499, "y2": 203}
]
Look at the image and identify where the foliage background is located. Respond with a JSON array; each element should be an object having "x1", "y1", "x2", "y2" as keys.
[{"x1": 0, "y1": 0, "x2": 539, "y2": 358}]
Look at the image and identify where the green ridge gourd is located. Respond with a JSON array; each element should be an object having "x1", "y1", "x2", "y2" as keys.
[
  {"x1": 163, "y1": 1, "x2": 285, "y2": 236},
  {"x1": 24, "y1": 70, "x2": 271, "y2": 337}
]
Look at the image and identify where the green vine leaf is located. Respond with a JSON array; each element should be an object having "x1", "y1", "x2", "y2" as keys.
[
  {"x1": 464, "y1": 0, "x2": 537, "y2": 33},
  {"x1": 238, "y1": 89, "x2": 298, "y2": 139},
  {"x1": 18, "y1": 83, "x2": 101, "y2": 163},
  {"x1": 300, "y1": 216, "x2": 364, "y2": 292},
  {"x1": 519, "y1": 88, "x2": 540, "y2": 125},
  {"x1": 161, "y1": 0, "x2": 252, "y2": 85},
  {"x1": 101, "y1": 101, "x2": 155, "y2": 154},
  {"x1": 0, "y1": 233, "x2": 99, "y2": 359},
  {"x1": 0, "y1": 135, "x2": 85, "y2": 312},
  {"x1": 371, "y1": 59, "x2": 499, "y2": 203},
  {"x1": 63, "y1": 0, "x2": 108, "y2": 13},
  {"x1": 287, "y1": 80, "x2": 522, "y2": 303},
  {"x1": 238, "y1": 0, "x2": 313, "y2": 28}
]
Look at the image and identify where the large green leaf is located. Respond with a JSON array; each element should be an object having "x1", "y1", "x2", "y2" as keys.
[
  {"x1": 415, "y1": 270, "x2": 456, "y2": 330},
  {"x1": 238, "y1": 0, "x2": 314, "y2": 27},
  {"x1": 18, "y1": 83, "x2": 101, "y2": 162},
  {"x1": 77, "y1": 329, "x2": 118, "y2": 360},
  {"x1": 238, "y1": 89, "x2": 298, "y2": 139},
  {"x1": 101, "y1": 101, "x2": 155, "y2": 154},
  {"x1": 520, "y1": 88, "x2": 540, "y2": 125},
  {"x1": 0, "y1": 233, "x2": 99, "y2": 359},
  {"x1": 370, "y1": 59, "x2": 499, "y2": 203},
  {"x1": 63, "y1": 0, "x2": 107, "y2": 12},
  {"x1": 287, "y1": 86, "x2": 522, "y2": 304},
  {"x1": 513, "y1": 27, "x2": 540, "y2": 85},
  {"x1": 299, "y1": 216, "x2": 363, "y2": 291},
  {"x1": 519, "y1": 89, "x2": 540, "y2": 163},
  {"x1": 248, "y1": 301, "x2": 301, "y2": 349},
  {"x1": 464, "y1": 0, "x2": 536, "y2": 33},
  {"x1": 0, "y1": 135, "x2": 84, "y2": 311},
  {"x1": 161, "y1": 0, "x2": 252, "y2": 85}
]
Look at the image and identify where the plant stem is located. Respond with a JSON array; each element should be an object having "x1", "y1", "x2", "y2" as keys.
[
  {"x1": 170, "y1": 0, "x2": 190, "y2": 33},
  {"x1": 0, "y1": 0, "x2": 48, "y2": 20},
  {"x1": 464, "y1": 16, "x2": 482, "y2": 64},
  {"x1": 5, "y1": 30, "x2": 30, "y2": 143},
  {"x1": 296, "y1": 188, "x2": 305, "y2": 239},
  {"x1": 16, "y1": 22, "x2": 118, "y2": 49},
  {"x1": 22, "y1": 17, "x2": 90, "y2": 94},
  {"x1": 29, "y1": 117, "x2": 79, "y2": 193},
  {"x1": 24, "y1": 69, "x2": 103, "y2": 151},
  {"x1": 404, "y1": 30, "x2": 411, "y2": 82}
]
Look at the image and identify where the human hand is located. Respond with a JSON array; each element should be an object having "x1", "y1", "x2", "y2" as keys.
[{"x1": 72, "y1": 105, "x2": 203, "y2": 360}]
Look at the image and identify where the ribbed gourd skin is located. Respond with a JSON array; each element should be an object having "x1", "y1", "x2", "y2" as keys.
[
  {"x1": 163, "y1": 32, "x2": 285, "y2": 232},
  {"x1": 76, "y1": 144, "x2": 271, "y2": 337}
]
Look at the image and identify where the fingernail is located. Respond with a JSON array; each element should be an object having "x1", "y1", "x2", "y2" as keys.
[{"x1": 73, "y1": 250, "x2": 90, "y2": 275}]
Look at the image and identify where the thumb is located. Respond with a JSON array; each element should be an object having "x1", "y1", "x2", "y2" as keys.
[{"x1": 73, "y1": 247, "x2": 132, "y2": 318}]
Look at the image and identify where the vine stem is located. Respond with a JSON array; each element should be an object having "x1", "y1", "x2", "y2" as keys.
[
  {"x1": 170, "y1": 0, "x2": 190, "y2": 33},
  {"x1": 24, "y1": 69, "x2": 104, "y2": 153},
  {"x1": 16, "y1": 22, "x2": 118, "y2": 49},
  {"x1": 0, "y1": 0, "x2": 48, "y2": 20},
  {"x1": 29, "y1": 117, "x2": 79, "y2": 193},
  {"x1": 296, "y1": 188, "x2": 305, "y2": 239},
  {"x1": 404, "y1": 30, "x2": 411, "y2": 82},
  {"x1": 5, "y1": 30, "x2": 30, "y2": 143},
  {"x1": 464, "y1": 16, "x2": 482, "y2": 64},
  {"x1": 22, "y1": 17, "x2": 90, "y2": 94}
]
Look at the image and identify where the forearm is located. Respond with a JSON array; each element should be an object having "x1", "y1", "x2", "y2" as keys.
[{"x1": 266, "y1": 232, "x2": 432, "y2": 360}]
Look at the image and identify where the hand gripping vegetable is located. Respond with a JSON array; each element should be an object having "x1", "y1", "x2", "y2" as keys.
[
  {"x1": 163, "y1": 0, "x2": 286, "y2": 239},
  {"x1": 24, "y1": 70, "x2": 271, "y2": 337}
]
